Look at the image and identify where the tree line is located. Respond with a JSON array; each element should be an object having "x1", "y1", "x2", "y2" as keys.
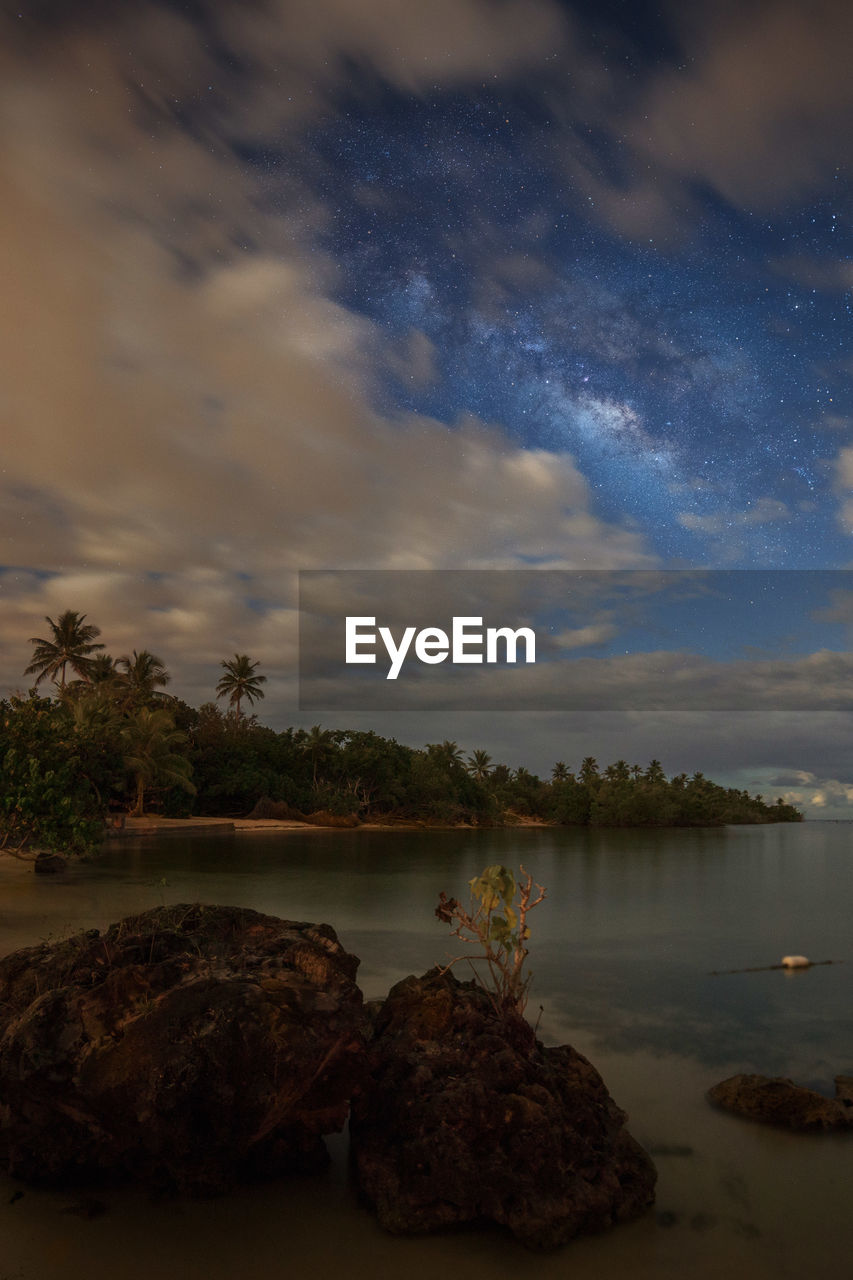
[{"x1": 0, "y1": 611, "x2": 802, "y2": 856}]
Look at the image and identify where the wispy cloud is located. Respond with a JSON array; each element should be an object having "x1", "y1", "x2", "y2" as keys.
[{"x1": 0, "y1": 2, "x2": 654, "y2": 707}]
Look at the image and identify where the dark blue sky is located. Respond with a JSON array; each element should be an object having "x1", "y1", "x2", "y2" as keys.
[{"x1": 290, "y1": 69, "x2": 851, "y2": 566}]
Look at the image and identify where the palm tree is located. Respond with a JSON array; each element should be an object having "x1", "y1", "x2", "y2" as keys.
[
  {"x1": 68, "y1": 685, "x2": 123, "y2": 738},
  {"x1": 427, "y1": 740, "x2": 466, "y2": 771},
  {"x1": 24, "y1": 611, "x2": 105, "y2": 689},
  {"x1": 116, "y1": 649, "x2": 172, "y2": 709},
  {"x1": 466, "y1": 749, "x2": 493, "y2": 782},
  {"x1": 551, "y1": 761, "x2": 570, "y2": 783},
  {"x1": 121, "y1": 707, "x2": 196, "y2": 816},
  {"x1": 89, "y1": 654, "x2": 119, "y2": 684},
  {"x1": 579, "y1": 756, "x2": 600, "y2": 788},
  {"x1": 215, "y1": 654, "x2": 266, "y2": 720},
  {"x1": 514, "y1": 766, "x2": 538, "y2": 786},
  {"x1": 62, "y1": 653, "x2": 120, "y2": 706},
  {"x1": 644, "y1": 759, "x2": 666, "y2": 785},
  {"x1": 299, "y1": 724, "x2": 341, "y2": 788}
]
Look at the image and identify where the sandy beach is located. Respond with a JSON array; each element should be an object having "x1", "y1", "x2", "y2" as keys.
[{"x1": 107, "y1": 814, "x2": 554, "y2": 837}]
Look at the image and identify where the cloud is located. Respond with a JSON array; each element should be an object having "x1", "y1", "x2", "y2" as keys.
[
  {"x1": 551, "y1": 0, "x2": 853, "y2": 237},
  {"x1": 678, "y1": 496, "x2": 790, "y2": 536},
  {"x1": 301, "y1": 641, "x2": 853, "y2": 714},
  {"x1": 770, "y1": 254, "x2": 853, "y2": 293},
  {"x1": 219, "y1": 0, "x2": 570, "y2": 100},
  {"x1": 0, "y1": 3, "x2": 654, "y2": 710},
  {"x1": 384, "y1": 330, "x2": 438, "y2": 390},
  {"x1": 4, "y1": 0, "x2": 570, "y2": 119},
  {"x1": 640, "y1": 2, "x2": 853, "y2": 205},
  {"x1": 674, "y1": 496, "x2": 792, "y2": 563},
  {"x1": 833, "y1": 447, "x2": 853, "y2": 532},
  {"x1": 799, "y1": 777, "x2": 853, "y2": 809},
  {"x1": 764, "y1": 770, "x2": 820, "y2": 788},
  {"x1": 554, "y1": 623, "x2": 617, "y2": 651},
  {"x1": 813, "y1": 586, "x2": 853, "y2": 632},
  {"x1": 753, "y1": 768, "x2": 853, "y2": 814}
]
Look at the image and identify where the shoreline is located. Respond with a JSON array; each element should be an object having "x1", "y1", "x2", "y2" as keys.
[
  {"x1": 109, "y1": 814, "x2": 555, "y2": 838},
  {"x1": 1, "y1": 808, "x2": 807, "y2": 864}
]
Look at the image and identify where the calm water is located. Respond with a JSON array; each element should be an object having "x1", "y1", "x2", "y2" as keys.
[{"x1": 1, "y1": 822, "x2": 852, "y2": 1279}]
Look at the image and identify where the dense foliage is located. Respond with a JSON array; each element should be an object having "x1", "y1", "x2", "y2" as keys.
[
  {"x1": 0, "y1": 695, "x2": 123, "y2": 855},
  {"x1": 181, "y1": 717, "x2": 801, "y2": 827},
  {"x1": 0, "y1": 690, "x2": 802, "y2": 853},
  {"x1": 1, "y1": 618, "x2": 803, "y2": 855}
]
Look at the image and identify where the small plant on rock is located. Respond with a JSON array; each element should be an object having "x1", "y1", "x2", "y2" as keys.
[{"x1": 435, "y1": 864, "x2": 546, "y2": 1016}]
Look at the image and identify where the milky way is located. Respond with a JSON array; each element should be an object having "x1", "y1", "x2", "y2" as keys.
[{"x1": 271, "y1": 46, "x2": 852, "y2": 567}]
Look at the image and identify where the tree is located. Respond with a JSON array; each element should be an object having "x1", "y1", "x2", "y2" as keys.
[
  {"x1": 644, "y1": 759, "x2": 666, "y2": 785},
  {"x1": 466, "y1": 749, "x2": 493, "y2": 782},
  {"x1": 298, "y1": 724, "x2": 341, "y2": 790},
  {"x1": 88, "y1": 654, "x2": 119, "y2": 685},
  {"x1": 0, "y1": 694, "x2": 116, "y2": 855},
  {"x1": 579, "y1": 756, "x2": 600, "y2": 788},
  {"x1": 24, "y1": 611, "x2": 104, "y2": 690},
  {"x1": 65, "y1": 684, "x2": 123, "y2": 742},
  {"x1": 121, "y1": 707, "x2": 196, "y2": 816},
  {"x1": 188, "y1": 703, "x2": 290, "y2": 816},
  {"x1": 427, "y1": 740, "x2": 466, "y2": 771},
  {"x1": 551, "y1": 761, "x2": 570, "y2": 783},
  {"x1": 215, "y1": 654, "x2": 266, "y2": 721},
  {"x1": 334, "y1": 730, "x2": 413, "y2": 815},
  {"x1": 545, "y1": 774, "x2": 590, "y2": 825},
  {"x1": 116, "y1": 649, "x2": 172, "y2": 710}
]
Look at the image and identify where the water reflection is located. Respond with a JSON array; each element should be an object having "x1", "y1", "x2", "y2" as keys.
[{"x1": 1, "y1": 823, "x2": 853, "y2": 1279}]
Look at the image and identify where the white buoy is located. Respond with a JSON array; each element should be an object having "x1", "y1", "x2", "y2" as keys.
[{"x1": 781, "y1": 955, "x2": 810, "y2": 968}]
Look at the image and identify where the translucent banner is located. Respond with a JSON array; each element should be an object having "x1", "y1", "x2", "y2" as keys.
[{"x1": 298, "y1": 569, "x2": 853, "y2": 711}]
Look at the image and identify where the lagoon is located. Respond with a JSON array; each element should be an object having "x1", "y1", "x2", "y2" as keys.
[{"x1": 2, "y1": 822, "x2": 852, "y2": 1279}]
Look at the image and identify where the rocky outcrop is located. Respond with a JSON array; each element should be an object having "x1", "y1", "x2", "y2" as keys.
[
  {"x1": 33, "y1": 852, "x2": 67, "y2": 874},
  {"x1": 708, "y1": 1073, "x2": 853, "y2": 1131},
  {"x1": 0, "y1": 904, "x2": 365, "y2": 1191},
  {"x1": 349, "y1": 969, "x2": 656, "y2": 1250}
]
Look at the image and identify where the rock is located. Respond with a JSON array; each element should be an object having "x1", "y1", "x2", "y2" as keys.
[
  {"x1": 349, "y1": 969, "x2": 656, "y2": 1250},
  {"x1": 33, "y1": 852, "x2": 67, "y2": 874},
  {"x1": 0, "y1": 904, "x2": 365, "y2": 1191},
  {"x1": 707, "y1": 1074, "x2": 853, "y2": 1131}
]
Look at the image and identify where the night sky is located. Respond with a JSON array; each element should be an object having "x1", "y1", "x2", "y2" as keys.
[
  {"x1": 308, "y1": 92, "x2": 846, "y2": 569},
  {"x1": 4, "y1": 0, "x2": 853, "y2": 812}
]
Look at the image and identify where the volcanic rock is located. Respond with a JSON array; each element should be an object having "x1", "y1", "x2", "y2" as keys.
[
  {"x1": 707, "y1": 1073, "x2": 853, "y2": 1131},
  {"x1": 0, "y1": 904, "x2": 365, "y2": 1191},
  {"x1": 349, "y1": 968, "x2": 656, "y2": 1249}
]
